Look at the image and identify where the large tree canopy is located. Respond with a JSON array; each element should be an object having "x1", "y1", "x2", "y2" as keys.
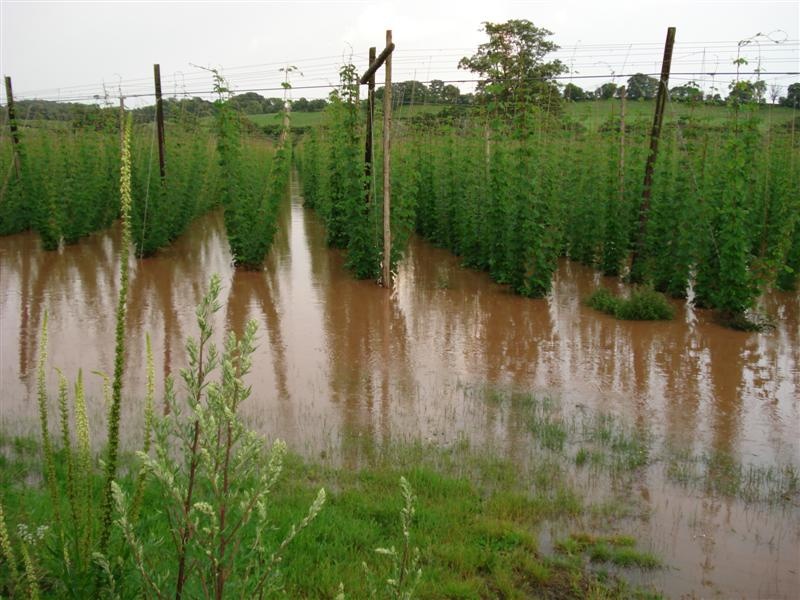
[
  {"x1": 595, "y1": 82, "x2": 619, "y2": 100},
  {"x1": 779, "y1": 82, "x2": 800, "y2": 108},
  {"x1": 458, "y1": 19, "x2": 566, "y2": 110},
  {"x1": 563, "y1": 83, "x2": 588, "y2": 101},
  {"x1": 727, "y1": 79, "x2": 767, "y2": 105},
  {"x1": 626, "y1": 73, "x2": 659, "y2": 100}
]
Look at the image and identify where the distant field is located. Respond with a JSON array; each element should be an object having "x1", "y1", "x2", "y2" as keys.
[
  {"x1": 565, "y1": 98, "x2": 797, "y2": 131},
  {"x1": 247, "y1": 104, "x2": 446, "y2": 128},
  {"x1": 247, "y1": 100, "x2": 796, "y2": 132},
  {"x1": 248, "y1": 111, "x2": 327, "y2": 128}
]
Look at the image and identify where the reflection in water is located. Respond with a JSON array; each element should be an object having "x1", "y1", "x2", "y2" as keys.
[{"x1": 0, "y1": 175, "x2": 798, "y2": 598}]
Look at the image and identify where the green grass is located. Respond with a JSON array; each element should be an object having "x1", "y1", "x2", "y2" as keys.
[
  {"x1": 564, "y1": 98, "x2": 797, "y2": 132},
  {"x1": 556, "y1": 533, "x2": 660, "y2": 569},
  {"x1": 252, "y1": 100, "x2": 798, "y2": 132},
  {"x1": 248, "y1": 110, "x2": 328, "y2": 128},
  {"x1": 0, "y1": 433, "x2": 661, "y2": 599},
  {"x1": 248, "y1": 104, "x2": 455, "y2": 129},
  {"x1": 585, "y1": 287, "x2": 675, "y2": 321},
  {"x1": 3, "y1": 385, "x2": 795, "y2": 598}
]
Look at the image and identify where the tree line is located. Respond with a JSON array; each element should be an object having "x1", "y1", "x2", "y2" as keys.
[{"x1": 565, "y1": 76, "x2": 800, "y2": 106}]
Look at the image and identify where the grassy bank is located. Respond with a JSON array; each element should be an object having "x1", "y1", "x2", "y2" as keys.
[
  {"x1": 4, "y1": 381, "x2": 797, "y2": 598},
  {"x1": 0, "y1": 431, "x2": 662, "y2": 599}
]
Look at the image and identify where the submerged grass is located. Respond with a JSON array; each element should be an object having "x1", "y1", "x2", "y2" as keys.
[
  {"x1": 483, "y1": 387, "x2": 798, "y2": 507},
  {"x1": 664, "y1": 447, "x2": 800, "y2": 505},
  {"x1": 555, "y1": 533, "x2": 659, "y2": 569}
]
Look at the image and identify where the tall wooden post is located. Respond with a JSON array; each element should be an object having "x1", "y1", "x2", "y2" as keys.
[
  {"x1": 4, "y1": 76, "x2": 21, "y2": 179},
  {"x1": 153, "y1": 64, "x2": 166, "y2": 180},
  {"x1": 630, "y1": 27, "x2": 675, "y2": 283},
  {"x1": 618, "y1": 86, "x2": 626, "y2": 204},
  {"x1": 364, "y1": 46, "x2": 377, "y2": 203},
  {"x1": 382, "y1": 30, "x2": 393, "y2": 288}
]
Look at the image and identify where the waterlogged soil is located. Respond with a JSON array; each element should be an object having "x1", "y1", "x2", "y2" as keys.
[{"x1": 1, "y1": 178, "x2": 798, "y2": 598}]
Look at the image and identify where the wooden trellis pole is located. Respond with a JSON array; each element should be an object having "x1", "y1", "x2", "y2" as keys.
[
  {"x1": 4, "y1": 76, "x2": 21, "y2": 179},
  {"x1": 382, "y1": 29, "x2": 393, "y2": 289},
  {"x1": 153, "y1": 63, "x2": 166, "y2": 180},
  {"x1": 364, "y1": 46, "x2": 377, "y2": 203},
  {"x1": 359, "y1": 30, "x2": 395, "y2": 288},
  {"x1": 630, "y1": 27, "x2": 676, "y2": 283},
  {"x1": 618, "y1": 85, "x2": 626, "y2": 204}
]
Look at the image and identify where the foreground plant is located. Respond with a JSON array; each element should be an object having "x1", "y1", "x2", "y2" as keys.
[
  {"x1": 99, "y1": 113, "x2": 134, "y2": 554},
  {"x1": 363, "y1": 476, "x2": 422, "y2": 600},
  {"x1": 0, "y1": 119, "x2": 320, "y2": 596},
  {"x1": 115, "y1": 274, "x2": 326, "y2": 598}
]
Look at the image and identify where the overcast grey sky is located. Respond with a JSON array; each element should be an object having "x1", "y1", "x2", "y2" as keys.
[{"x1": 1, "y1": 0, "x2": 798, "y2": 105}]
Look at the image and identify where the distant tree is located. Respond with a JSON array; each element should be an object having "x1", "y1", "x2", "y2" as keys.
[
  {"x1": 306, "y1": 98, "x2": 328, "y2": 111},
  {"x1": 428, "y1": 79, "x2": 445, "y2": 102},
  {"x1": 727, "y1": 79, "x2": 767, "y2": 105},
  {"x1": 595, "y1": 82, "x2": 618, "y2": 99},
  {"x1": 458, "y1": 92, "x2": 475, "y2": 105},
  {"x1": 292, "y1": 97, "x2": 309, "y2": 111},
  {"x1": 626, "y1": 73, "x2": 659, "y2": 100},
  {"x1": 458, "y1": 19, "x2": 566, "y2": 110},
  {"x1": 769, "y1": 83, "x2": 782, "y2": 104},
  {"x1": 374, "y1": 81, "x2": 429, "y2": 105},
  {"x1": 779, "y1": 82, "x2": 800, "y2": 108},
  {"x1": 563, "y1": 82, "x2": 588, "y2": 101},
  {"x1": 670, "y1": 82, "x2": 703, "y2": 103},
  {"x1": 229, "y1": 92, "x2": 269, "y2": 114},
  {"x1": 442, "y1": 84, "x2": 461, "y2": 104}
]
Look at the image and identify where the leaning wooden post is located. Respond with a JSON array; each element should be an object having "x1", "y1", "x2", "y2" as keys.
[
  {"x1": 153, "y1": 63, "x2": 166, "y2": 180},
  {"x1": 618, "y1": 85, "x2": 626, "y2": 204},
  {"x1": 4, "y1": 76, "x2": 21, "y2": 179},
  {"x1": 630, "y1": 27, "x2": 675, "y2": 283},
  {"x1": 364, "y1": 46, "x2": 377, "y2": 203},
  {"x1": 382, "y1": 30, "x2": 393, "y2": 288}
]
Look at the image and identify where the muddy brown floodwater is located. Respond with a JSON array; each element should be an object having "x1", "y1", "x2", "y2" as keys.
[{"x1": 1, "y1": 176, "x2": 798, "y2": 598}]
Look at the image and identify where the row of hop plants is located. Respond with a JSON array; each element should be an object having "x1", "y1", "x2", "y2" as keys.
[
  {"x1": 296, "y1": 63, "x2": 417, "y2": 281},
  {"x1": 130, "y1": 117, "x2": 222, "y2": 257},
  {"x1": 0, "y1": 116, "x2": 420, "y2": 599},
  {"x1": 0, "y1": 124, "x2": 120, "y2": 248},
  {"x1": 0, "y1": 110, "x2": 221, "y2": 255},
  {"x1": 299, "y1": 92, "x2": 798, "y2": 326},
  {"x1": 211, "y1": 69, "x2": 290, "y2": 270},
  {"x1": 411, "y1": 110, "x2": 566, "y2": 298},
  {"x1": 1, "y1": 98, "x2": 286, "y2": 264},
  {"x1": 630, "y1": 110, "x2": 800, "y2": 326}
]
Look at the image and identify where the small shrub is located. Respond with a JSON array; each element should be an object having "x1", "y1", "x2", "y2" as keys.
[
  {"x1": 586, "y1": 287, "x2": 674, "y2": 321},
  {"x1": 586, "y1": 287, "x2": 621, "y2": 315},
  {"x1": 615, "y1": 287, "x2": 674, "y2": 320}
]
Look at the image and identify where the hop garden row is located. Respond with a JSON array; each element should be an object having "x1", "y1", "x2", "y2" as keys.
[
  {"x1": 0, "y1": 104, "x2": 290, "y2": 269},
  {"x1": 297, "y1": 72, "x2": 799, "y2": 327}
]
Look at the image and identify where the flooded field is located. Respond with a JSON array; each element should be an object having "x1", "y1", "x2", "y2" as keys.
[{"x1": 1, "y1": 178, "x2": 798, "y2": 598}]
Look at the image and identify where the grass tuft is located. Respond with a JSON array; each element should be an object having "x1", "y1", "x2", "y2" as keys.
[{"x1": 586, "y1": 287, "x2": 674, "y2": 321}]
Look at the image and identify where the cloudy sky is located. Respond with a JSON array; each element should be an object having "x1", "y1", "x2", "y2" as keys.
[{"x1": 1, "y1": 0, "x2": 798, "y2": 105}]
